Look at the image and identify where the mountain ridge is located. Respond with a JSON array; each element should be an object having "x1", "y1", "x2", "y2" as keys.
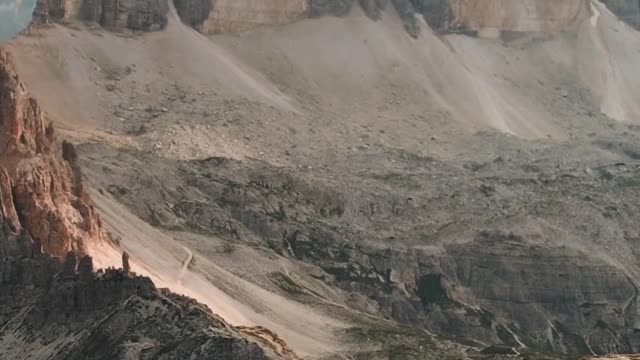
[{"x1": 4, "y1": 0, "x2": 640, "y2": 359}]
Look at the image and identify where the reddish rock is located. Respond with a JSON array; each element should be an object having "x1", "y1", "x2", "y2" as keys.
[{"x1": 0, "y1": 48, "x2": 104, "y2": 258}]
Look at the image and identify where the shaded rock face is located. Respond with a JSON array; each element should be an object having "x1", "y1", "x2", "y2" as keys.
[
  {"x1": 32, "y1": 0, "x2": 168, "y2": 32},
  {"x1": 0, "y1": 235, "x2": 284, "y2": 359},
  {"x1": 81, "y1": 0, "x2": 168, "y2": 31},
  {"x1": 173, "y1": 0, "x2": 210, "y2": 29},
  {"x1": 601, "y1": 0, "x2": 640, "y2": 29},
  {"x1": 309, "y1": 0, "x2": 354, "y2": 17},
  {"x1": 171, "y1": 0, "x2": 594, "y2": 37},
  {"x1": 358, "y1": 0, "x2": 388, "y2": 20},
  {"x1": 384, "y1": 0, "x2": 456, "y2": 36},
  {"x1": 0, "y1": 48, "x2": 104, "y2": 258}
]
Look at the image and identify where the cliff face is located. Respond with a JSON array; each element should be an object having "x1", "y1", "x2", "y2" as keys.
[
  {"x1": 0, "y1": 235, "x2": 288, "y2": 360},
  {"x1": 601, "y1": 0, "x2": 640, "y2": 28},
  {"x1": 0, "y1": 48, "x2": 104, "y2": 258},
  {"x1": 180, "y1": 0, "x2": 308, "y2": 33},
  {"x1": 31, "y1": 0, "x2": 168, "y2": 32},
  {"x1": 27, "y1": 0, "x2": 639, "y2": 36},
  {"x1": 447, "y1": 0, "x2": 590, "y2": 33},
  {"x1": 168, "y1": 0, "x2": 593, "y2": 35}
]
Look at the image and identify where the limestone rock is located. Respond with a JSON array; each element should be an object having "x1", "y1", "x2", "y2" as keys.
[
  {"x1": 32, "y1": 0, "x2": 168, "y2": 32},
  {"x1": 0, "y1": 48, "x2": 105, "y2": 258},
  {"x1": 31, "y1": 0, "x2": 70, "y2": 24},
  {"x1": 309, "y1": 0, "x2": 354, "y2": 17},
  {"x1": 195, "y1": 0, "x2": 308, "y2": 34},
  {"x1": 122, "y1": 251, "x2": 130, "y2": 275},
  {"x1": 173, "y1": 0, "x2": 210, "y2": 29}
]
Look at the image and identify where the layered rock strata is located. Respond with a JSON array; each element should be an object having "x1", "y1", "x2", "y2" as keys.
[{"x1": 0, "y1": 48, "x2": 104, "y2": 258}]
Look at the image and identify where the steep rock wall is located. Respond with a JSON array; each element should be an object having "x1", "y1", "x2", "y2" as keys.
[
  {"x1": 197, "y1": 0, "x2": 308, "y2": 34},
  {"x1": 0, "y1": 48, "x2": 104, "y2": 258},
  {"x1": 31, "y1": 0, "x2": 168, "y2": 32},
  {"x1": 170, "y1": 0, "x2": 594, "y2": 36},
  {"x1": 447, "y1": 0, "x2": 591, "y2": 33}
]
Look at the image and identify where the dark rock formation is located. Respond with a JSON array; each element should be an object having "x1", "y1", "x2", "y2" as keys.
[
  {"x1": 31, "y1": 0, "x2": 67, "y2": 24},
  {"x1": 82, "y1": 0, "x2": 168, "y2": 31},
  {"x1": 358, "y1": 0, "x2": 389, "y2": 20},
  {"x1": 407, "y1": 0, "x2": 452, "y2": 31},
  {"x1": 78, "y1": 255, "x2": 94, "y2": 282},
  {"x1": 602, "y1": 0, "x2": 640, "y2": 29},
  {"x1": 387, "y1": 0, "x2": 459, "y2": 37},
  {"x1": 173, "y1": 0, "x2": 210, "y2": 29},
  {"x1": 0, "y1": 230, "x2": 287, "y2": 359},
  {"x1": 62, "y1": 251, "x2": 79, "y2": 280},
  {"x1": 309, "y1": 0, "x2": 355, "y2": 17},
  {"x1": 121, "y1": 250, "x2": 130, "y2": 275}
]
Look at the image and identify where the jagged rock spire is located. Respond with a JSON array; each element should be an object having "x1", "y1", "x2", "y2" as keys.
[{"x1": 0, "y1": 48, "x2": 105, "y2": 258}]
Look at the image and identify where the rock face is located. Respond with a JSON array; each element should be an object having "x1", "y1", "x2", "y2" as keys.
[
  {"x1": 309, "y1": 0, "x2": 354, "y2": 17},
  {"x1": 169, "y1": 0, "x2": 594, "y2": 36},
  {"x1": 173, "y1": 0, "x2": 210, "y2": 29},
  {"x1": 32, "y1": 0, "x2": 168, "y2": 32},
  {"x1": 26, "y1": 0, "x2": 640, "y2": 36},
  {"x1": 0, "y1": 236, "x2": 287, "y2": 359},
  {"x1": 192, "y1": 0, "x2": 308, "y2": 34},
  {"x1": 601, "y1": 0, "x2": 640, "y2": 29},
  {"x1": 446, "y1": 0, "x2": 590, "y2": 33},
  {"x1": 80, "y1": 0, "x2": 168, "y2": 31},
  {"x1": 0, "y1": 47, "x2": 291, "y2": 360},
  {"x1": 0, "y1": 48, "x2": 104, "y2": 258}
]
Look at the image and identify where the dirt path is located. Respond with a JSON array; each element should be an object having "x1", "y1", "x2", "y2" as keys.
[
  {"x1": 177, "y1": 245, "x2": 193, "y2": 285},
  {"x1": 88, "y1": 190, "x2": 346, "y2": 357}
]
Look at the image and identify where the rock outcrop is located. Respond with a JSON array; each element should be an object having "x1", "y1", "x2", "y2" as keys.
[
  {"x1": 0, "y1": 47, "x2": 292, "y2": 360},
  {"x1": 31, "y1": 0, "x2": 168, "y2": 32},
  {"x1": 168, "y1": 0, "x2": 595, "y2": 36},
  {"x1": 185, "y1": 0, "x2": 308, "y2": 34},
  {"x1": 601, "y1": 0, "x2": 640, "y2": 29},
  {"x1": 25, "y1": 0, "x2": 639, "y2": 37},
  {"x1": 0, "y1": 235, "x2": 288, "y2": 359},
  {"x1": 80, "y1": 0, "x2": 168, "y2": 31},
  {"x1": 31, "y1": 0, "x2": 72, "y2": 24},
  {"x1": 0, "y1": 48, "x2": 104, "y2": 258}
]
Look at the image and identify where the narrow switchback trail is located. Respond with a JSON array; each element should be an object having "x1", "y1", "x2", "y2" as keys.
[{"x1": 177, "y1": 244, "x2": 193, "y2": 285}]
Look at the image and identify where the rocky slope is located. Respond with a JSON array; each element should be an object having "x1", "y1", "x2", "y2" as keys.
[
  {"x1": 5, "y1": 0, "x2": 640, "y2": 359},
  {"x1": 25, "y1": 0, "x2": 640, "y2": 35},
  {"x1": 0, "y1": 47, "x2": 296, "y2": 360}
]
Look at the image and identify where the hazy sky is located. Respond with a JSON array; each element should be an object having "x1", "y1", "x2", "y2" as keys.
[{"x1": 0, "y1": 0, "x2": 36, "y2": 41}]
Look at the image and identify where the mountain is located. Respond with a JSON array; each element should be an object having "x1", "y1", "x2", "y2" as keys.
[
  {"x1": 0, "y1": 47, "x2": 296, "y2": 360},
  {"x1": 3, "y1": 0, "x2": 640, "y2": 359}
]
